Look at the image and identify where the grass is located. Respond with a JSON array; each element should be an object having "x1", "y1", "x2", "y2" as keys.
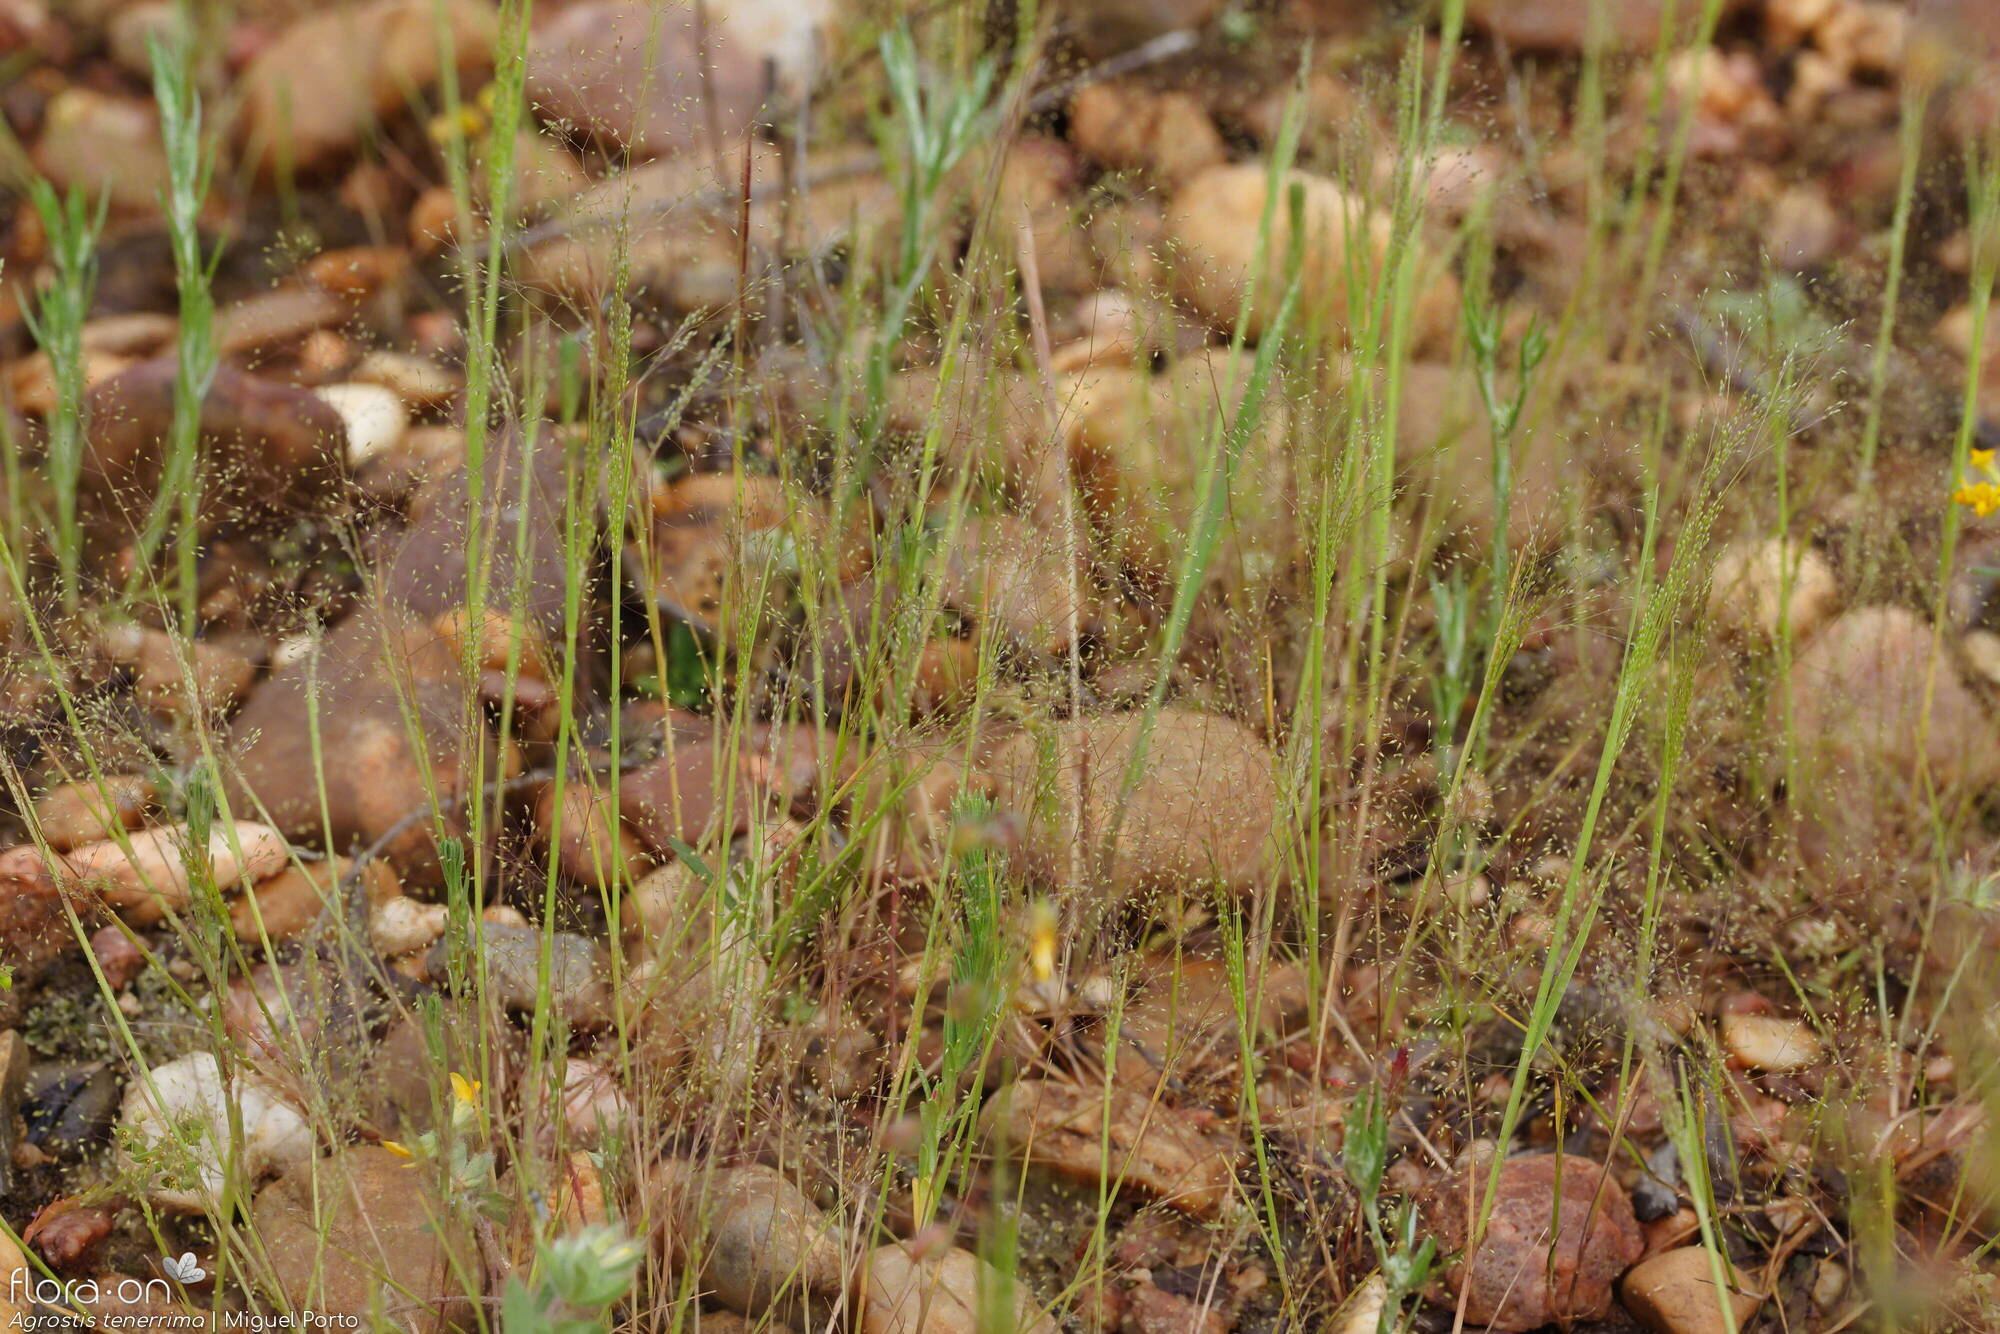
[{"x1": 2, "y1": 0, "x2": 2000, "y2": 1331}]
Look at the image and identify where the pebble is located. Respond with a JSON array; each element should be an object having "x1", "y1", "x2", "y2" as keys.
[
  {"x1": 33, "y1": 775, "x2": 156, "y2": 851},
  {"x1": 983, "y1": 1077, "x2": 1238, "y2": 1217},
  {"x1": 1786, "y1": 607, "x2": 2000, "y2": 792},
  {"x1": 650, "y1": 1160, "x2": 845, "y2": 1319},
  {"x1": 1464, "y1": 0, "x2": 1749, "y2": 51},
  {"x1": 1707, "y1": 537, "x2": 1840, "y2": 640},
  {"x1": 860, "y1": 1241, "x2": 1059, "y2": 1334},
  {"x1": 1719, "y1": 1012, "x2": 1823, "y2": 1072},
  {"x1": 236, "y1": 0, "x2": 499, "y2": 173},
  {"x1": 349, "y1": 350, "x2": 462, "y2": 408},
  {"x1": 84, "y1": 360, "x2": 349, "y2": 537},
  {"x1": 561, "y1": 1058, "x2": 632, "y2": 1147},
  {"x1": 0, "y1": 1031, "x2": 23, "y2": 1194},
  {"x1": 251, "y1": 1146, "x2": 477, "y2": 1333},
  {"x1": 1165, "y1": 162, "x2": 1457, "y2": 347},
  {"x1": 1423, "y1": 1153, "x2": 1644, "y2": 1332},
  {"x1": 232, "y1": 856, "x2": 399, "y2": 944},
  {"x1": 428, "y1": 920, "x2": 614, "y2": 1030},
  {"x1": 368, "y1": 894, "x2": 449, "y2": 956},
  {"x1": 59, "y1": 820, "x2": 288, "y2": 926},
  {"x1": 30, "y1": 88, "x2": 171, "y2": 214},
  {"x1": 1620, "y1": 1246, "x2": 1763, "y2": 1334},
  {"x1": 0, "y1": 1232, "x2": 25, "y2": 1329},
  {"x1": 988, "y1": 708, "x2": 1279, "y2": 900},
  {"x1": 313, "y1": 381, "x2": 410, "y2": 467},
  {"x1": 116, "y1": 1052, "x2": 312, "y2": 1212},
  {"x1": 525, "y1": 0, "x2": 826, "y2": 157}
]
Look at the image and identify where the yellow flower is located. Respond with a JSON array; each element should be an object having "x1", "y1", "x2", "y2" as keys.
[
  {"x1": 1974, "y1": 448, "x2": 1997, "y2": 473},
  {"x1": 449, "y1": 1072, "x2": 481, "y2": 1110},
  {"x1": 380, "y1": 1139, "x2": 415, "y2": 1161},
  {"x1": 1955, "y1": 482, "x2": 2000, "y2": 518},
  {"x1": 1027, "y1": 900, "x2": 1058, "y2": 983}
]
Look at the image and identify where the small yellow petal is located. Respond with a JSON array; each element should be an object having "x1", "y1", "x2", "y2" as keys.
[
  {"x1": 1027, "y1": 900, "x2": 1058, "y2": 983},
  {"x1": 450, "y1": 1072, "x2": 481, "y2": 1108},
  {"x1": 1973, "y1": 449, "x2": 1996, "y2": 473},
  {"x1": 381, "y1": 1140, "x2": 414, "y2": 1160}
]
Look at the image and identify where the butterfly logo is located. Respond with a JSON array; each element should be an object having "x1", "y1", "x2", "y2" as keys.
[{"x1": 162, "y1": 1252, "x2": 207, "y2": 1284}]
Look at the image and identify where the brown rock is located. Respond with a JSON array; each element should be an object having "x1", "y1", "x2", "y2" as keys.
[
  {"x1": 0, "y1": 847, "x2": 84, "y2": 1020},
  {"x1": 861, "y1": 1243, "x2": 1059, "y2": 1334},
  {"x1": 1123, "y1": 1282, "x2": 1227, "y2": 1334},
  {"x1": 82, "y1": 360, "x2": 347, "y2": 542},
  {"x1": 250, "y1": 1147, "x2": 477, "y2": 1333},
  {"x1": 1464, "y1": 0, "x2": 1748, "y2": 51},
  {"x1": 1165, "y1": 162, "x2": 1457, "y2": 348},
  {"x1": 983, "y1": 1078, "x2": 1239, "y2": 1217},
  {"x1": 989, "y1": 708, "x2": 1279, "y2": 899},
  {"x1": 1057, "y1": 0, "x2": 1225, "y2": 58},
  {"x1": 1424, "y1": 1153, "x2": 1643, "y2": 1332},
  {"x1": 237, "y1": 0, "x2": 499, "y2": 174},
  {"x1": 0, "y1": 1231, "x2": 28, "y2": 1329},
  {"x1": 650, "y1": 1160, "x2": 845, "y2": 1318},
  {"x1": 1068, "y1": 81, "x2": 1225, "y2": 189},
  {"x1": 1620, "y1": 1246, "x2": 1763, "y2": 1334},
  {"x1": 230, "y1": 856, "x2": 399, "y2": 943},
  {"x1": 33, "y1": 775, "x2": 156, "y2": 851},
  {"x1": 99, "y1": 624, "x2": 257, "y2": 720},
  {"x1": 30, "y1": 89, "x2": 172, "y2": 215},
  {"x1": 225, "y1": 609, "x2": 478, "y2": 888},
  {"x1": 525, "y1": 0, "x2": 825, "y2": 157},
  {"x1": 1787, "y1": 607, "x2": 2000, "y2": 792},
  {"x1": 936, "y1": 515, "x2": 1088, "y2": 658}
]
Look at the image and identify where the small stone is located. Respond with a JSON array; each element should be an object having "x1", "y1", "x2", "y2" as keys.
[
  {"x1": 428, "y1": 920, "x2": 613, "y2": 1029},
  {"x1": 33, "y1": 775, "x2": 156, "y2": 851},
  {"x1": 59, "y1": 821, "x2": 288, "y2": 927},
  {"x1": 1423, "y1": 1153, "x2": 1644, "y2": 1332},
  {"x1": 1056, "y1": 0, "x2": 1224, "y2": 58},
  {"x1": 860, "y1": 1242, "x2": 1059, "y2": 1334},
  {"x1": 1464, "y1": 0, "x2": 1749, "y2": 51},
  {"x1": 1068, "y1": 80, "x2": 1225, "y2": 189},
  {"x1": 236, "y1": 0, "x2": 499, "y2": 174},
  {"x1": 106, "y1": 0, "x2": 186, "y2": 76},
  {"x1": 525, "y1": 0, "x2": 827, "y2": 157},
  {"x1": 1332, "y1": 1275, "x2": 1387, "y2": 1334},
  {"x1": 116, "y1": 1052, "x2": 313, "y2": 1212},
  {"x1": 1166, "y1": 162, "x2": 1455, "y2": 346},
  {"x1": 1719, "y1": 1012, "x2": 1823, "y2": 1072},
  {"x1": 312, "y1": 381, "x2": 409, "y2": 466},
  {"x1": 982, "y1": 1078, "x2": 1239, "y2": 1217},
  {"x1": 232, "y1": 856, "x2": 399, "y2": 944},
  {"x1": 0, "y1": 1031, "x2": 25, "y2": 1194},
  {"x1": 251, "y1": 1146, "x2": 477, "y2": 1333},
  {"x1": 84, "y1": 360, "x2": 349, "y2": 538},
  {"x1": 349, "y1": 350, "x2": 462, "y2": 408},
  {"x1": 30, "y1": 88, "x2": 172, "y2": 214},
  {"x1": 368, "y1": 895, "x2": 449, "y2": 957},
  {"x1": 1769, "y1": 184, "x2": 1844, "y2": 270},
  {"x1": 0, "y1": 1231, "x2": 27, "y2": 1330},
  {"x1": 1620, "y1": 1246, "x2": 1763, "y2": 1334},
  {"x1": 560, "y1": 1058, "x2": 631, "y2": 1147},
  {"x1": 1707, "y1": 537, "x2": 1840, "y2": 640},
  {"x1": 650, "y1": 1160, "x2": 845, "y2": 1319},
  {"x1": 988, "y1": 708, "x2": 1279, "y2": 900}
]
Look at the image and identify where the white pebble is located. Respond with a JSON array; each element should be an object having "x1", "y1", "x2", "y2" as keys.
[
  {"x1": 313, "y1": 381, "x2": 409, "y2": 466},
  {"x1": 116, "y1": 1052, "x2": 313, "y2": 1212}
]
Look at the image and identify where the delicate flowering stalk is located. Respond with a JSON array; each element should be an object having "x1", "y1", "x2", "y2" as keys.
[{"x1": 19, "y1": 183, "x2": 105, "y2": 611}]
